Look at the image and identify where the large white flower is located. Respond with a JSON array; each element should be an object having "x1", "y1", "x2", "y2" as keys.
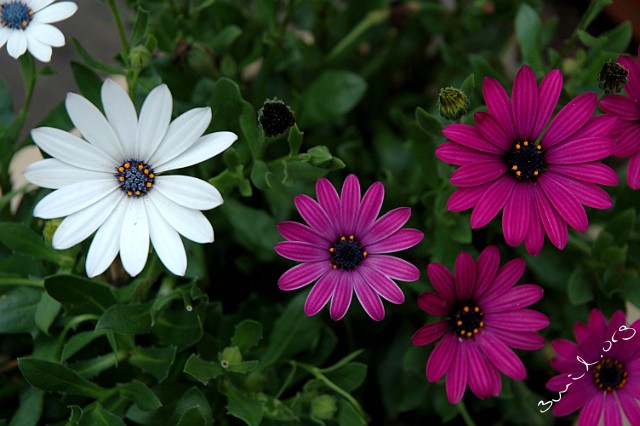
[
  {"x1": 0, "y1": 0, "x2": 77, "y2": 62},
  {"x1": 23, "y1": 79, "x2": 237, "y2": 277}
]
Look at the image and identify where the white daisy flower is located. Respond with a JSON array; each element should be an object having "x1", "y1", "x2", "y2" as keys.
[
  {"x1": 0, "y1": 0, "x2": 77, "y2": 62},
  {"x1": 23, "y1": 79, "x2": 238, "y2": 277}
]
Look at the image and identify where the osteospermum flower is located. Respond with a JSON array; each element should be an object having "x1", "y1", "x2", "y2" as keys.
[
  {"x1": 274, "y1": 174, "x2": 424, "y2": 321},
  {"x1": 545, "y1": 309, "x2": 640, "y2": 425},
  {"x1": 0, "y1": 0, "x2": 77, "y2": 62},
  {"x1": 600, "y1": 46, "x2": 640, "y2": 189},
  {"x1": 411, "y1": 246, "x2": 548, "y2": 403},
  {"x1": 23, "y1": 79, "x2": 237, "y2": 277},
  {"x1": 436, "y1": 65, "x2": 618, "y2": 255}
]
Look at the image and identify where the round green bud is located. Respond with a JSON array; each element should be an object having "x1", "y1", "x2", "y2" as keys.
[
  {"x1": 43, "y1": 219, "x2": 62, "y2": 246},
  {"x1": 311, "y1": 394, "x2": 338, "y2": 420},
  {"x1": 437, "y1": 86, "x2": 469, "y2": 121},
  {"x1": 129, "y1": 45, "x2": 151, "y2": 70},
  {"x1": 220, "y1": 346, "x2": 243, "y2": 368}
]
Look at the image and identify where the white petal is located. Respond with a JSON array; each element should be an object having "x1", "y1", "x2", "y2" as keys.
[
  {"x1": 66, "y1": 93, "x2": 125, "y2": 161},
  {"x1": 155, "y1": 131, "x2": 237, "y2": 173},
  {"x1": 136, "y1": 84, "x2": 172, "y2": 160},
  {"x1": 33, "y1": 179, "x2": 118, "y2": 219},
  {"x1": 27, "y1": 23, "x2": 65, "y2": 47},
  {"x1": 23, "y1": 158, "x2": 110, "y2": 189},
  {"x1": 52, "y1": 190, "x2": 123, "y2": 249},
  {"x1": 146, "y1": 200, "x2": 186, "y2": 275},
  {"x1": 101, "y1": 79, "x2": 137, "y2": 158},
  {"x1": 31, "y1": 127, "x2": 115, "y2": 172},
  {"x1": 27, "y1": 0, "x2": 56, "y2": 13},
  {"x1": 7, "y1": 30, "x2": 27, "y2": 59},
  {"x1": 149, "y1": 107, "x2": 211, "y2": 166},
  {"x1": 25, "y1": 34, "x2": 51, "y2": 61},
  {"x1": 119, "y1": 198, "x2": 150, "y2": 277},
  {"x1": 148, "y1": 190, "x2": 214, "y2": 243},
  {"x1": 32, "y1": 2, "x2": 77, "y2": 24},
  {"x1": 85, "y1": 199, "x2": 127, "y2": 277},
  {"x1": 0, "y1": 28, "x2": 11, "y2": 48},
  {"x1": 154, "y1": 175, "x2": 223, "y2": 210}
]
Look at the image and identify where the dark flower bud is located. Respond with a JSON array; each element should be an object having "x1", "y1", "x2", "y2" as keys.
[
  {"x1": 437, "y1": 87, "x2": 470, "y2": 121},
  {"x1": 258, "y1": 98, "x2": 295, "y2": 137},
  {"x1": 599, "y1": 61, "x2": 628, "y2": 94}
]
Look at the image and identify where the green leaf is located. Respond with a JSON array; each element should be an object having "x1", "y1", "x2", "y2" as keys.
[
  {"x1": 173, "y1": 387, "x2": 213, "y2": 426},
  {"x1": 71, "y1": 38, "x2": 123, "y2": 74},
  {"x1": 221, "y1": 199, "x2": 281, "y2": 261},
  {"x1": 70, "y1": 352, "x2": 126, "y2": 379},
  {"x1": 183, "y1": 354, "x2": 225, "y2": 385},
  {"x1": 129, "y1": 346, "x2": 177, "y2": 382},
  {"x1": 240, "y1": 101, "x2": 263, "y2": 160},
  {"x1": 580, "y1": 0, "x2": 613, "y2": 31},
  {"x1": 226, "y1": 360, "x2": 259, "y2": 374},
  {"x1": 567, "y1": 269, "x2": 594, "y2": 305},
  {"x1": 35, "y1": 291, "x2": 61, "y2": 334},
  {"x1": 152, "y1": 306, "x2": 203, "y2": 348},
  {"x1": 250, "y1": 160, "x2": 271, "y2": 190},
  {"x1": 515, "y1": 3, "x2": 543, "y2": 72},
  {"x1": 209, "y1": 78, "x2": 244, "y2": 131},
  {"x1": 176, "y1": 407, "x2": 205, "y2": 426},
  {"x1": 18, "y1": 358, "x2": 105, "y2": 398},
  {"x1": 415, "y1": 107, "x2": 442, "y2": 135},
  {"x1": 117, "y1": 380, "x2": 162, "y2": 411},
  {"x1": 0, "y1": 287, "x2": 40, "y2": 334},
  {"x1": 71, "y1": 61, "x2": 103, "y2": 107},
  {"x1": 68, "y1": 405, "x2": 83, "y2": 424},
  {"x1": 8, "y1": 387, "x2": 43, "y2": 426},
  {"x1": 0, "y1": 222, "x2": 59, "y2": 262},
  {"x1": 80, "y1": 404, "x2": 125, "y2": 426},
  {"x1": 45, "y1": 275, "x2": 116, "y2": 315},
  {"x1": 61, "y1": 330, "x2": 109, "y2": 362},
  {"x1": 299, "y1": 70, "x2": 367, "y2": 126},
  {"x1": 337, "y1": 398, "x2": 367, "y2": 425},
  {"x1": 130, "y1": 8, "x2": 150, "y2": 46},
  {"x1": 96, "y1": 303, "x2": 152, "y2": 335},
  {"x1": 287, "y1": 124, "x2": 304, "y2": 156},
  {"x1": 607, "y1": 208, "x2": 636, "y2": 244},
  {"x1": 225, "y1": 383, "x2": 263, "y2": 426},
  {"x1": 460, "y1": 73, "x2": 475, "y2": 95},
  {"x1": 231, "y1": 320, "x2": 263, "y2": 352},
  {"x1": 211, "y1": 25, "x2": 242, "y2": 51},
  {"x1": 325, "y1": 362, "x2": 367, "y2": 393}
]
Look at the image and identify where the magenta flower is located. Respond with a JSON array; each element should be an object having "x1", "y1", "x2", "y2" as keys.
[
  {"x1": 545, "y1": 309, "x2": 640, "y2": 425},
  {"x1": 600, "y1": 46, "x2": 640, "y2": 189},
  {"x1": 274, "y1": 174, "x2": 424, "y2": 321},
  {"x1": 411, "y1": 246, "x2": 548, "y2": 403},
  {"x1": 436, "y1": 65, "x2": 618, "y2": 255}
]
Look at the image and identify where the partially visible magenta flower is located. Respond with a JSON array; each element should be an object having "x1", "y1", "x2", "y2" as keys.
[
  {"x1": 411, "y1": 246, "x2": 548, "y2": 404},
  {"x1": 600, "y1": 46, "x2": 640, "y2": 189},
  {"x1": 436, "y1": 65, "x2": 618, "y2": 255},
  {"x1": 275, "y1": 174, "x2": 423, "y2": 321},
  {"x1": 546, "y1": 309, "x2": 640, "y2": 425}
]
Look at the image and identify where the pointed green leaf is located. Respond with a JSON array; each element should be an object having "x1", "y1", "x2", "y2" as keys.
[
  {"x1": 61, "y1": 330, "x2": 109, "y2": 362},
  {"x1": 71, "y1": 61, "x2": 103, "y2": 108},
  {"x1": 129, "y1": 346, "x2": 177, "y2": 382},
  {"x1": 231, "y1": 320, "x2": 263, "y2": 352},
  {"x1": 45, "y1": 275, "x2": 116, "y2": 315},
  {"x1": 183, "y1": 354, "x2": 224, "y2": 385},
  {"x1": 0, "y1": 222, "x2": 59, "y2": 262},
  {"x1": 81, "y1": 404, "x2": 125, "y2": 426},
  {"x1": 35, "y1": 291, "x2": 61, "y2": 334},
  {"x1": 0, "y1": 287, "x2": 40, "y2": 334},
  {"x1": 96, "y1": 303, "x2": 152, "y2": 335},
  {"x1": 18, "y1": 358, "x2": 105, "y2": 398},
  {"x1": 117, "y1": 380, "x2": 162, "y2": 411},
  {"x1": 8, "y1": 387, "x2": 43, "y2": 426},
  {"x1": 225, "y1": 383, "x2": 263, "y2": 426}
]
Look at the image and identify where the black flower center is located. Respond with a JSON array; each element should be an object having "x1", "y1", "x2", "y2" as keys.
[
  {"x1": 593, "y1": 358, "x2": 627, "y2": 392},
  {"x1": 505, "y1": 140, "x2": 546, "y2": 182},
  {"x1": 449, "y1": 303, "x2": 484, "y2": 339},
  {"x1": 258, "y1": 99, "x2": 295, "y2": 137},
  {"x1": 115, "y1": 160, "x2": 155, "y2": 197},
  {"x1": 330, "y1": 235, "x2": 367, "y2": 270},
  {"x1": 1, "y1": 2, "x2": 32, "y2": 30}
]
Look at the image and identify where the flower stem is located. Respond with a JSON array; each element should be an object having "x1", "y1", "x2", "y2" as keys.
[
  {"x1": 457, "y1": 400, "x2": 477, "y2": 426},
  {"x1": 326, "y1": 8, "x2": 390, "y2": 63},
  {"x1": 107, "y1": 0, "x2": 130, "y2": 57},
  {"x1": 0, "y1": 278, "x2": 44, "y2": 287}
]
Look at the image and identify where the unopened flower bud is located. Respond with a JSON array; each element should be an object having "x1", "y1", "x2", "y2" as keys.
[
  {"x1": 599, "y1": 61, "x2": 628, "y2": 94},
  {"x1": 437, "y1": 87, "x2": 469, "y2": 121},
  {"x1": 220, "y1": 346, "x2": 243, "y2": 368},
  {"x1": 311, "y1": 394, "x2": 337, "y2": 420},
  {"x1": 258, "y1": 98, "x2": 295, "y2": 137},
  {"x1": 43, "y1": 219, "x2": 62, "y2": 246},
  {"x1": 129, "y1": 45, "x2": 151, "y2": 70}
]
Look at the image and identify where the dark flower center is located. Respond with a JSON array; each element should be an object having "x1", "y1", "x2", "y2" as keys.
[
  {"x1": 115, "y1": 160, "x2": 155, "y2": 197},
  {"x1": 330, "y1": 235, "x2": 367, "y2": 270},
  {"x1": 258, "y1": 99, "x2": 295, "y2": 137},
  {"x1": 593, "y1": 358, "x2": 627, "y2": 392},
  {"x1": 449, "y1": 303, "x2": 484, "y2": 338},
  {"x1": 505, "y1": 140, "x2": 546, "y2": 182},
  {"x1": 1, "y1": 2, "x2": 32, "y2": 30}
]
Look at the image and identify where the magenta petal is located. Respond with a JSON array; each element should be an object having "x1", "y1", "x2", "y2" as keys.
[
  {"x1": 360, "y1": 207, "x2": 410, "y2": 246},
  {"x1": 417, "y1": 292, "x2": 449, "y2": 316},
  {"x1": 482, "y1": 284, "x2": 544, "y2": 312},
  {"x1": 570, "y1": 114, "x2": 618, "y2": 140},
  {"x1": 545, "y1": 171, "x2": 613, "y2": 209},
  {"x1": 477, "y1": 333, "x2": 526, "y2": 380},
  {"x1": 538, "y1": 174, "x2": 589, "y2": 232},
  {"x1": 484, "y1": 309, "x2": 550, "y2": 332},
  {"x1": 628, "y1": 152, "x2": 640, "y2": 189},
  {"x1": 551, "y1": 338, "x2": 579, "y2": 358},
  {"x1": 546, "y1": 137, "x2": 615, "y2": 164},
  {"x1": 366, "y1": 228, "x2": 423, "y2": 254},
  {"x1": 600, "y1": 94, "x2": 640, "y2": 120},
  {"x1": 603, "y1": 394, "x2": 622, "y2": 426},
  {"x1": 411, "y1": 321, "x2": 448, "y2": 346},
  {"x1": 294, "y1": 194, "x2": 334, "y2": 240},
  {"x1": 446, "y1": 341, "x2": 469, "y2": 404},
  {"x1": 485, "y1": 326, "x2": 544, "y2": 350},
  {"x1": 355, "y1": 181, "x2": 384, "y2": 236},
  {"x1": 552, "y1": 382, "x2": 598, "y2": 417},
  {"x1": 427, "y1": 333, "x2": 457, "y2": 382},
  {"x1": 618, "y1": 54, "x2": 640, "y2": 100},
  {"x1": 427, "y1": 263, "x2": 456, "y2": 303},
  {"x1": 278, "y1": 261, "x2": 330, "y2": 290},
  {"x1": 502, "y1": 184, "x2": 530, "y2": 247},
  {"x1": 466, "y1": 343, "x2": 501, "y2": 399},
  {"x1": 275, "y1": 241, "x2": 329, "y2": 262},
  {"x1": 477, "y1": 258, "x2": 525, "y2": 301},
  {"x1": 304, "y1": 272, "x2": 338, "y2": 316},
  {"x1": 551, "y1": 162, "x2": 619, "y2": 186},
  {"x1": 340, "y1": 174, "x2": 361, "y2": 233},
  {"x1": 364, "y1": 255, "x2": 420, "y2": 281},
  {"x1": 576, "y1": 393, "x2": 605, "y2": 426},
  {"x1": 474, "y1": 111, "x2": 512, "y2": 150},
  {"x1": 533, "y1": 185, "x2": 568, "y2": 250},
  {"x1": 358, "y1": 265, "x2": 404, "y2": 304},
  {"x1": 470, "y1": 176, "x2": 515, "y2": 228},
  {"x1": 483, "y1": 76, "x2": 516, "y2": 140},
  {"x1": 278, "y1": 221, "x2": 327, "y2": 243},
  {"x1": 454, "y1": 251, "x2": 476, "y2": 301},
  {"x1": 616, "y1": 124, "x2": 640, "y2": 157},
  {"x1": 442, "y1": 124, "x2": 504, "y2": 154},
  {"x1": 446, "y1": 186, "x2": 487, "y2": 212},
  {"x1": 619, "y1": 392, "x2": 640, "y2": 425},
  {"x1": 329, "y1": 272, "x2": 353, "y2": 320},
  {"x1": 542, "y1": 92, "x2": 598, "y2": 149},
  {"x1": 353, "y1": 275, "x2": 385, "y2": 321},
  {"x1": 524, "y1": 213, "x2": 545, "y2": 256},
  {"x1": 473, "y1": 246, "x2": 500, "y2": 298},
  {"x1": 435, "y1": 142, "x2": 497, "y2": 165},
  {"x1": 316, "y1": 178, "x2": 342, "y2": 231},
  {"x1": 450, "y1": 161, "x2": 507, "y2": 187},
  {"x1": 511, "y1": 65, "x2": 538, "y2": 141},
  {"x1": 574, "y1": 321, "x2": 591, "y2": 345},
  {"x1": 532, "y1": 69, "x2": 562, "y2": 140}
]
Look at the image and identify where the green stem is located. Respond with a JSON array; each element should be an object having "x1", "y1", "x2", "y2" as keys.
[
  {"x1": 107, "y1": 0, "x2": 130, "y2": 56},
  {"x1": 275, "y1": 363, "x2": 297, "y2": 399},
  {"x1": 0, "y1": 278, "x2": 44, "y2": 287},
  {"x1": 457, "y1": 400, "x2": 477, "y2": 426},
  {"x1": 326, "y1": 8, "x2": 390, "y2": 63}
]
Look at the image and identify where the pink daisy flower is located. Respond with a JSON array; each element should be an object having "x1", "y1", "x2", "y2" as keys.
[
  {"x1": 600, "y1": 46, "x2": 640, "y2": 189},
  {"x1": 545, "y1": 309, "x2": 640, "y2": 425},
  {"x1": 411, "y1": 246, "x2": 548, "y2": 403},
  {"x1": 436, "y1": 65, "x2": 619, "y2": 255},
  {"x1": 274, "y1": 174, "x2": 424, "y2": 321}
]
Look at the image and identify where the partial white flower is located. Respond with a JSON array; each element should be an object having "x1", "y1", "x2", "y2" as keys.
[
  {"x1": 0, "y1": 0, "x2": 77, "y2": 62},
  {"x1": 23, "y1": 79, "x2": 238, "y2": 277}
]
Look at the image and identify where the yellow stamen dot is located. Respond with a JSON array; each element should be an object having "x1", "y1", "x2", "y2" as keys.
[
  {"x1": 146, "y1": 182, "x2": 152, "y2": 188},
  {"x1": 534, "y1": 171, "x2": 539, "y2": 176},
  {"x1": 523, "y1": 141, "x2": 529, "y2": 146},
  {"x1": 516, "y1": 171, "x2": 522, "y2": 177},
  {"x1": 349, "y1": 235, "x2": 355, "y2": 240},
  {"x1": 341, "y1": 236, "x2": 346, "y2": 241},
  {"x1": 138, "y1": 164, "x2": 143, "y2": 170},
  {"x1": 144, "y1": 169, "x2": 149, "y2": 174},
  {"x1": 127, "y1": 191, "x2": 132, "y2": 196},
  {"x1": 515, "y1": 144, "x2": 521, "y2": 150},
  {"x1": 332, "y1": 265, "x2": 337, "y2": 270},
  {"x1": 118, "y1": 167, "x2": 124, "y2": 172},
  {"x1": 119, "y1": 176, "x2": 125, "y2": 182},
  {"x1": 460, "y1": 330, "x2": 465, "y2": 336},
  {"x1": 363, "y1": 251, "x2": 368, "y2": 257},
  {"x1": 466, "y1": 332, "x2": 472, "y2": 337},
  {"x1": 457, "y1": 320, "x2": 463, "y2": 326},
  {"x1": 479, "y1": 321, "x2": 484, "y2": 327},
  {"x1": 135, "y1": 190, "x2": 141, "y2": 196},
  {"x1": 149, "y1": 173, "x2": 155, "y2": 178},
  {"x1": 474, "y1": 328, "x2": 479, "y2": 334},
  {"x1": 124, "y1": 163, "x2": 130, "y2": 169},
  {"x1": 329, "y1": 247, "x2": 335, "y2": 253},
  {"x1": 463, "y1": 306, "x2": 470, "y2": 313},
  {"x1": 512, "y1": 165, "x2": 518, "y2": 171},
  {"x1": 474, "y1": 307, "x2": 479, "y2": 312},
  {"x1": 22, "y1": 21, "x2": 27, "y2": 28},
  {"x1": 29, "y1": 11, "x2": 33, "y2": 16},
  {"x1": 537, "y1": 145, "x2": 542, "y2": 150}
]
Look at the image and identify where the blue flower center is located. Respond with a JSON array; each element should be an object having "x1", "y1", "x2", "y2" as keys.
[
  {"x1": 593, "y1": 358, "x2": 627, "y2": 391},
  {"x1": 115, "y1": 160, "x2": 155, "y2": 197},
  {"x1": 505, "y1": 140, "x2": 546, "y2": 182},
  {"x1": 1, "y1": 2, "x2": 33, "y2": 30},
  {"x1": 330, "y1": 235, "x2": 367, "y2": 270},
  {"x1": 449, "y1": 303, "x2": 484, "y2": 339}
]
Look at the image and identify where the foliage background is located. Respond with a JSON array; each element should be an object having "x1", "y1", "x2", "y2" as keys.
[{"x1": 0, "y1": 0, "x2": 639, "y2": 425}]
